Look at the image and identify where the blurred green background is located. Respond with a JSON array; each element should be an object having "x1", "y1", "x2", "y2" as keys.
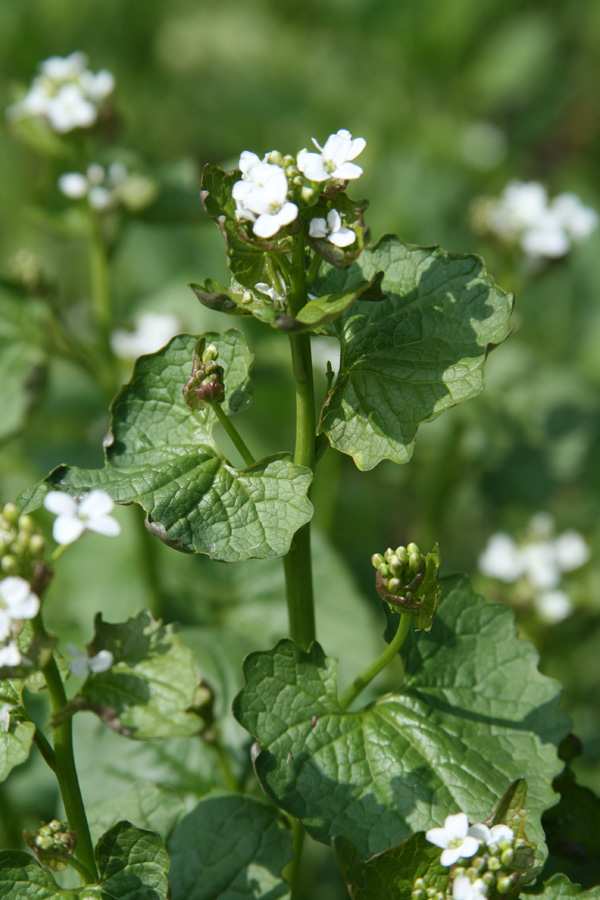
[{"x1": 1, "y1": 0, "x2": 600, "y2": 892}]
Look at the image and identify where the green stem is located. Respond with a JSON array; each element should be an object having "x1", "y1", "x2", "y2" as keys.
[
  {"x1": 212, "y1": 403, "x2": 256, "y2": 467},
  {"x1": 88, "y1": 225, "x2": 118, "y2": 399},
  {"x1": 306, "y1": 252, "x2": 322, "y2": 285},
  {"x1": 283, "y1": 819, "x2": 305, "y2": 898},
  {"x1": 212, "y1": 736, "x2": 239, "y2": 792},
  {"x1": 32, "y1": 616, "x2": 97, "y2": 882},
  {"x1": 65, "y1": 854, "x2": 95, "y2": 884},
  {"x1": 283, "y1": 231, "x2": 317, "y2": 651},
  {"x1": 338, "y1": 612, "x2": 412, "y2": 711},
  {"x1": 33, "y1": 725, "x2": 56, "y2": 772}
]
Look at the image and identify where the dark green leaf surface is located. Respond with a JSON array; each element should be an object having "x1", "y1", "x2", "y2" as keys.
[
  {"x1": 234, "y1": 575, "x2": 568, "y2": 858},
  {"x1": 524, "y1": 875, "x2": 600, "y2": 899},
  {"x1": 94, "y1": 821, "x2": 170, "y2": 900},
  {"x1": 334, "y1": 832, "x2": 447, "y2": 900},
  {"x1": 317, "y1": 234, "x2": 513, "y2": 469},
  {"x1": 168, "y1": 793, "x2": 292, "y2": 900},
  {"x1": 20, "y1": 332, "x2": 313, "y2": 562},
  {"x1": 76, "y1": 611, "x2": 201, "y2": 740},
  {"x1": 0, "y1": 852, "x2": 65, "y2": 899},
  {"x1": 0, "y1": 680, "x2": 36, "y2": 782}
]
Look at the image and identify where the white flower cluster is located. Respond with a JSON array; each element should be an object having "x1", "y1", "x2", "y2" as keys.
[
  {"x1": 473, "y1": 181, "x2": 598, "y2": 262},
  {"x1": 6, "y1": 52, "x2": 114, "y2": 134},
  {"x1": 111, "y1": 312, "x2": 182, "y2": 359},
  {"x1": 43, "y1": 490, "x2": 120, "y2": 546},
  {"x1": 58, "y1": 162, "x2": 156, "y2": 213},
  {"x1": 0, "y1": 576, "x2": 40, "y2": 667},
  {"x1": 232, "y1": 129, "x2": 365, "y2": 241},
  {"x1": 425, "y1": 813, "x2": 515, "y2": 900},
  {"x1": 479, "y1": 513, "x2": 589, "y2": 622}
]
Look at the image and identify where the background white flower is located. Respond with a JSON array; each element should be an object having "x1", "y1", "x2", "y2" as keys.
[
  {"x1": 43, "y1": 490, "x2": 121, "y2": 545},
  {"x1": 0, "y1": 642, "x2": 22, "y2": 667},
  {"x1": 297, "y1": 129, "x2": 366, "y2": 182},
  {"x1": 309, "y1": 209, "x2": 355, "y2": 247},
  {"x1": 67, "y1": 644, "x2": 114, "y2": 678},
  {"x1": 453, "y1": 875, "x2": 489, "y2": 900},
  {"x1": 0, "y1": 576, "x2": 40, "y2": 641},
  {"x1": 426, "y1": 812, "x2": 480, "y2": 866},
  {"x1": 110, "y1": 312, "x2": 181, "y2": 359}
]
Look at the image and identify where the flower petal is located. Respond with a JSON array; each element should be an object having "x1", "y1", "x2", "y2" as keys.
[
  {"x1": 44, "y1": 491, "x2": 78, "y2": 516},
  {"x1": 440, "y1": 847, "x2": 461, "y2": 866},
  {"x1": 328, "y1": 227, "x2": 355, "y2": 247},
  {"x1": 297, "y1": 151, "x2": 328, "y2": 182},
  {"x1": 70, "y1": 655, "x2": 90, "y2": 678},
  {"x1": 0, "y1": 642, "x2": 22, "y2": 667},
  {"x1": 332, "y1": 161, "x2": 363, "y2": 180},
  {"x1": 85, "y1": 515, "x2": 121, "y2": 537},
  {"x1": 489, "y1": 824, "x2": 514, "y2": 843},
  {"x1": 468, "y1": 823, "x2": 491, "y2": 842},
  {"x1": 78, "y1": 489, "x2": 115, "y2": 519},
  {"x1": 89, "y1": 650, "x2": 114, "y2": 673},
  {"x1": 425, "y1": 826, "x2": 450, "y2": 849},
  {"x1": 444, "y1": 813, "x2": 469, "y2": 839},
  {"x1": 309, "y1": 217, "x2": 329, "y2": 239},
  {"x1": 459, "y1": 836, "x2": 480, "y2": 859},
  {"x1": 53, "y1": 515, "x2": 86, "y2": 545}
]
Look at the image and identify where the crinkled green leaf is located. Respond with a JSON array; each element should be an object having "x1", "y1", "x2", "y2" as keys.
[
  {"x1": 69, "y1": 611, "x2": 201, "y2": 740},
  {"x1": 87, "y1": 782, "x2": 184, "y2": 845},
  {"x1": 168, "y1": 793, "x2": 292, "y2": 900},
  {"x1": 0, "y1": 852, "x2": 68, "y2": 899},
  {"x1": 334, "y1": 832, "x2": 446, "y2": 900},
  {"x1": 93, "y1": 821, "x2": 170, "y2": 900},
  {"x1": 317, "y1": 234, "x2": 513, "y2": 469},
  {"x1": 234, "y1": 575, "x2": 568, "y2": 858},
  {"x1": 0, "y1": 680, "x2": 35, "y2": 782},
  {"x1": 524, "y1": 876, "x2": 600, "y2": 900},
  {"x1": 0, "y1": 287, "x2": 48, "y2": 443},
  {"x1": 19, "y1": 331, "x2": 313, "y2": 562}
]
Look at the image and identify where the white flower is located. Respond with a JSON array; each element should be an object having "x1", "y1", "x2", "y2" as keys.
[
  {"x1": 468, "y1": 822, "x2": 514, "y2": 844},
  {"x1": 110, "y1": 312, "x2": 181, "y2": 359},
  {"x1": 519, "y1": 210, "x2": 570, "y2": 260},
  {"x1": 0, "y1": 642, "x2": 22, "y2": 667},
  {"x1": 554, "y1": 530, "x2": 590, "y2": 571},
  {"x1": 453, "y1": 876, "x2": 489, "y2": 900},
  {"x1": 533, "y1": 589, "x2": 573, "y2": 623},
  {"x1": 79, "y1": 69, "x2": 115, "y2": 102},
  {"x1": 0, "y1": 577, "x2": 40, "y2": 642},
  {"x1": 0, "y1": 703, "x2": 13, "y2": 731},
  {"x1": 297, "y1": 129, "x2": 366, "y2": 182},
  {"x1": 45, "y1": 83, "x2": 97, "y2": 133},
  {"x1": 519, "y1": 541, "x2": 561, "y2": 589},
  {"x1": 255, "y1": 282, "x2": 285, "y2": 303},
  {"x1": 58, "y1": 172, "x2": 89, "y2": 199},
  {"x1": 551, "y1": 193, "x2": 599, "y2": 241},
  {"x1": 426, "y1": 813, "x2": 480, "y2": 866},
  {"x1": 67, "y1": 644, "x2": 114, "y2": 678},
  {"x1": 40, "y1": 52, "x2": 88, "y2": 81},
  {"x1": 309, "y1": 209, "x2": 356, "y2": 247},
  {"x1": 43, "y1": 490, "x2": 121, "y2": 545},
  {"x1": 487, "y1": 181, "x2": 549, "y2": 240},
  {"x1": 478, "y1": 533, "x2": 524, "y2": 582},
  {"x1": 233, "y1": 162, "x2": 298, "y2": 238}
]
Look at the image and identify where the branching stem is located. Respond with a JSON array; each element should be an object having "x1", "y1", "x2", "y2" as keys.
[
  {"x1": 212, "y1": 403, "x2": 256, "y2": 467},
  {"x1": 338, "y1": 612, "x2": 412, "y2": 710}
]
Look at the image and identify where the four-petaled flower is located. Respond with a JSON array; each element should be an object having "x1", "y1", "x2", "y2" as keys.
[
  {"x1": 297, "y1": 129, "x2": 366, "y2": 182},
  {"x1": 43, "y1": 490, "x2": 121, "y2": 545},
  {"x1": 0, "y1": 576, "x2": 40, "y2": 643},
  {"x1": 232, "y1": 161, "x2": 298, "y2": 238},
  {"x1": 67, "y1": 644, "x2": 114, "y2": 678},
  {"x1": 426, "y1": 813, "x2": 480, "y2": 866},
  {"x1": 309, "y1": 209, "x2": 356, "y2": 247}
]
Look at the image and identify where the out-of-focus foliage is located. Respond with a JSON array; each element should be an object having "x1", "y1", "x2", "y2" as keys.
[{"x1": 1, "y1": 1, "x2": 600, "y2": 896}]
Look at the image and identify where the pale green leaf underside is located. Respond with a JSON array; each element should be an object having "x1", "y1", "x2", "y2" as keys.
[
  {"x1": 20, "y1": 331, "x2": 313, "y2": 562},
  {"x1": 234, "y1": 575, "x2": 568, "y2": 859},
  {"x1": 0, "y1": 680, "x2": 35, "y2": 782},
  {"x1": 79, "y1": 611, "x2": 201, "y2": 740},
  {"x1": 318, "y1": 234, "x2": 513, "y2": 469},
  {"x1": 168, "y1": 793, "x2": 292, "y2": 900}
]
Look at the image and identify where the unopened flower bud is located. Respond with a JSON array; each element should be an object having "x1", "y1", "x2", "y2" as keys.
[
  {"x1": 500, "y1": 848, "x2": 514, "y2": 867},
  {"x1": 488, "y1": 843, "x2": 500, "y2": 857},
  {"x1": 29, "y1": 534, "x2": 45, "y2": 556},
  {"x1": 18, "y1": 515, "x2": 34, "y2": 535},
  {"x1": 472, "y1": 856, "x2": 485, "y2": 871},
  {"x1": 487, "y1": 856, "x2": 501, "y2": 871},
  {"x1": 1, "y1": 556, "x2": 18, "y2": 574},
  {"x1": 292, "y1": 174, "x2": 304, "y2": 187},
  {"x1": 389, "y1": 555, "x2": 404, "y2": 576},
  {"x1": 2, "y1": 504, "x2": 19, "y2": 525},
  {"x1": 204, "y1": 344, "x2": 218, "y2": 361},
  {"x1": 453, "y1": 868, "x2": 466, "y2": 879},
  {"x1": 265, "y1": 150, "x2": 283, "y2": 166},
  {"x1": 409, "y1": 552, "x2": 423, "y2": 572},
  {"x1": 407, "y1": 542, "x2": 420, "y2": 555},
  {"x1": 384, "y1": 547, "x2": 394, "y2": 559},
  {"x1": 387, "y1": 577, "x2": 402, "y2": 594},
  {"x1": 482, "y1": 872, "x2": 496, "y2": 888},
  {"x1": 301, "y1": 186, "x2": 316, "y2": 203},
  {"x1": 466, "y1": 867, "x2": 479, "y2": 881},
  {"x1": 411, "y1": 891, "x2": 424, "y2": 900},
  {"x1": 379, "y1": 564, "x2": 391, "y2": 579},
  {"x1": 282, "y1": 155, "x2": 295, "y2": 168},
  {"x1": 371, "y1": 553, "x2": 385, "y2": 569},
  {"x1": 497, "y1": 877, "x2": 513, "y2": 894},
  {"x1": 435, "y1": 893, "x2": 444, "y2": 900},
  {"x1": 414, "y1": 879, "x2": 425, "y2": 890}
]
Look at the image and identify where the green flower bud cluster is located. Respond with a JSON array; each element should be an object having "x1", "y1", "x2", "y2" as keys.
[
  {"x1": 25, "y1": 819, "x2": 77, "y2": 870},
  {"x1": 411, "y1": 878, "x2": 444, "y2": 900},
  {"x1": 0, "y1": 503, "x2": 45, "y2": 579},
  {"x1": 448, "y1": 835, "x2": 524, "y2": 899},
  {"x1": 371, "y1": 542, "x2": 425, "y2": 609},
  {"x1": 183, "y1": 339, "x2": 225, "y2": 411}
]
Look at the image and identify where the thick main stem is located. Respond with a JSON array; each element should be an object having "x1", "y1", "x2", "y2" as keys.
[{"x1": 338, "y1": 612, "x2": 412, "y2": 710}]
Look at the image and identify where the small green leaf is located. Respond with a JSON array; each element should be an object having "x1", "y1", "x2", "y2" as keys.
[
  {"x1": 87, "y1": 782, "x2": 184, "y2": 845},
  {"x1": 0, "y1": 851, "x2": 65, "y2": 899},
  {"x1": 317, "y1": 234, "x2": 513, "y2": 469},
  {"x1": 334, "y1": 832, "x2": 447, "y2": 900},
  {"x1": 168, "y1": 793, "x2": 292, "y2": 900},
  {"x1": 19, "y1": 332, "x2": 313, "y2": 562},
  {"x1": 234, "y1": 575, "x2": 568, "y2": 858},
  {"x1": 0, "y1": 286, "x2": 48, "y2": 443},
  {"x1": 190, "y1": 279, "x2": 278, "y2": 326},
  {"x1": 524, "y1": 875, "x2": 600, "y2": 900},
  {"x1": 0, "y1": 680, "x2": 35, "y2": 782},
  {"x1": 70, "y1": 611, "x2": 201, "y2": 740},
  {"x1": 94, "y1": 821, "x2": 169, "y2": 900},
  {"x1": 277, "y1": 271, "x2": 385, "y2": 333}
]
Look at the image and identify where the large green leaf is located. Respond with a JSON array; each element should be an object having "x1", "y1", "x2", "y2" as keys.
[
  {"x1": 0, "y1": 852, "x2": 67, "y2": 900},
  {"x1": 317, "y1": 234, "x2": 513, "y2": 469},
  {"x1": 19, "y1": 331, "x2": 313, "y2": 562},
  {"x1": 87, "y1": 782, "x2": 184, "y2": 845},
  {"x1": 168, "y1": 793, "x2": 292, "y2": 900},
  {"x1": 0, "y1": 286, "x2": 48, "y2": 443},
  {"x1": 66, "y1": 611, "x2": 200, "y2": 740},
  {"x1": 234, "y1": 575, "x2": 568, "y2": 858},
  {"x1": 0, "y1": 680, "x2": 36, "y2": 782}
]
